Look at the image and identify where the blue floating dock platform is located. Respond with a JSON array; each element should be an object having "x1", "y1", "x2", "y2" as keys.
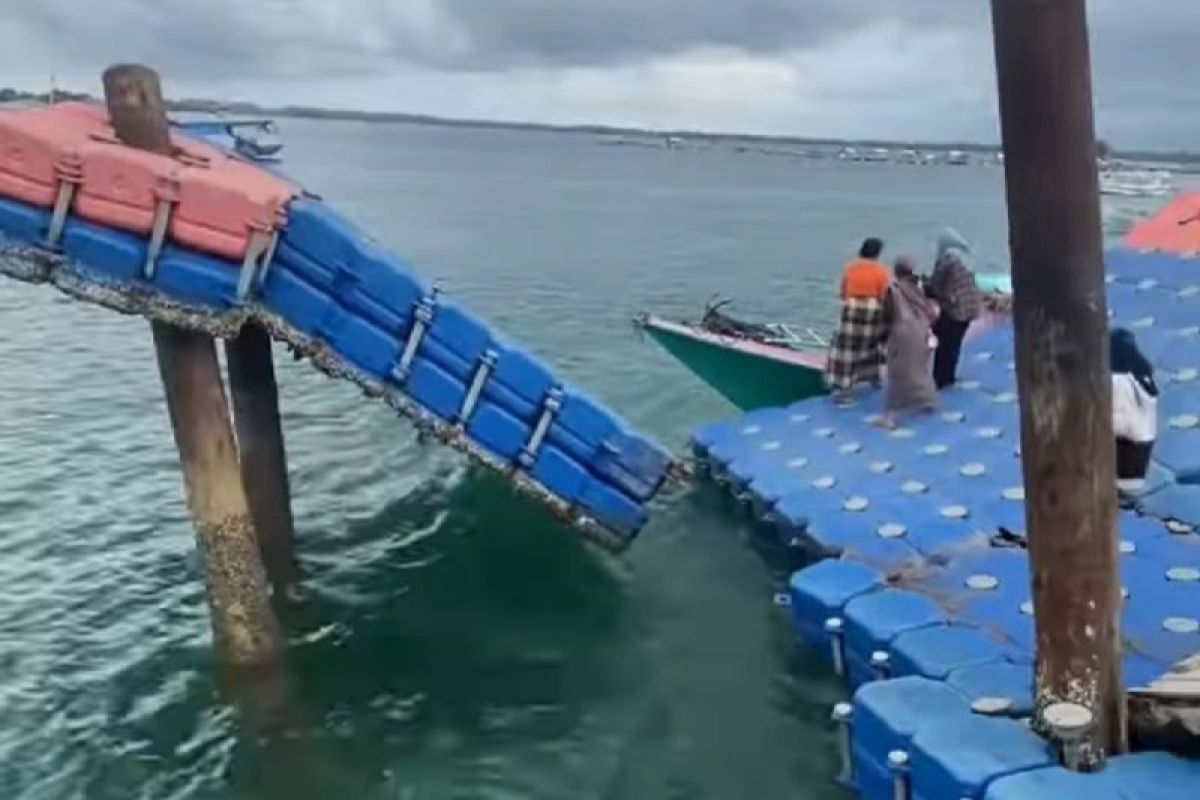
[
  {"x1": 694, "y1": 208, "x2": 1200, "y2": 796},
  {"x1": 0, "y1": 140, "x2": 676, "y2": 550}
]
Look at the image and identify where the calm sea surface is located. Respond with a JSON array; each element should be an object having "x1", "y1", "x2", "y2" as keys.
[{"x1": 0, "y1": 119, "x2": 1158, "y2": 799}]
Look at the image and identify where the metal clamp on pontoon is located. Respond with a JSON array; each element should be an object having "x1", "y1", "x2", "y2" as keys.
[
  {"x1": 458, "y1": 348, "x2": 498, "y2": 425},
  {"x1": 236, "y1": 229, "x2": 275, "y2": 302},
  {"x1": 871, "y1": 650, "x2": 892, "y2": 681},
  {"x1": 887, "y1": 750, "x2": 911, "y2": 800},
  {"x1": 825, "y1": 617, "x2": 847, "y2": 679},
  {"x1": 45, "y1": 151, "x2": 83, "y2": 249},
  {"x1": 832, "y1": 703, "x2": 855, "y2": 785},
  {"x1": 142, "y1": 174, "x2": 182, "y2": 279},
  {"x1": 1044, "y1": 702, "x2": 1099, "y2": 772},
  {"x1": 253, "y1": 229, "x2": 281, "y2": 291},
  {"x1": 518, "y1": 386, "x2": 564, "y2": 470},
  {"x1": 391, "y1": 290, "x2": 439, "y2": 385}
]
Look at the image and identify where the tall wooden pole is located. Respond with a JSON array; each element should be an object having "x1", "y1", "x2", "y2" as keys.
[
  {"x1": 102, "y1": 64, "x2": 283, "y2": 665},
  {"x1": 226, "y1": 325, "x2": 300, "y2": 595},
  {"x1": 989, "y1": 1, "x2": 1127, "y2": 763}
]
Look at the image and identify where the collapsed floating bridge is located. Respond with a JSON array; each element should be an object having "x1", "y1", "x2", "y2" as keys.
[
  {"x1": 693, "y1": 196, "x2": 1200, "y2": 797},
  {"x1": 0, "y1": 102, "x2": 674, "y2": 549}
]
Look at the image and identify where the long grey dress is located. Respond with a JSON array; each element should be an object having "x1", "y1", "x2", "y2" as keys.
[{"x1": 884, "y1": 278, "x2": 939, "y2": 413}]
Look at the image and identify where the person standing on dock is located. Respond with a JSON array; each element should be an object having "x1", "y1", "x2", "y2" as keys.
[
  {"x1": 926, "y1": 228, "x2": 982, "y2": 388},
  {"x1": 878, "y1": 258, "x2": 939, "y2": 429},
  {"x1": 826, "y1": 237, "x2": 890, "y2": 404},
  {"x1": 1111, "y1": 327, "x2": 1159, "y2": 492}
]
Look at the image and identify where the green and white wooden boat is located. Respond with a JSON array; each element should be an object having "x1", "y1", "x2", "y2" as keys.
[
  {"x1": 638, "y1": 275, "x2": 1012, "y2": 412},
  {"x1": 635, "y1": 301, "x2": 829, "y2": 411}
]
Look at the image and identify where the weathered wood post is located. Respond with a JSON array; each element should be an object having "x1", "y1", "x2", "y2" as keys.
[
  {"x1": 102, "y1": 64, "x2": 284, "y2": 664},
  {"x1": 226, "y1": 325, "x2": 301, "y2": 596},
  {"x1": 989, "y1": 0, "x2": 1127, "y2": 765}
]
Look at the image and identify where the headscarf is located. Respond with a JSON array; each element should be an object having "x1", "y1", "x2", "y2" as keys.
[
  {"x1": 928, "y1": 228, "x2": 981, "y2": 321},
  {"x1": 937, "y1": 227, "x2": 972, "y2": 264},
  {"x1": 893, "y1": 256, "x2": 917, "y2": 280},
  {"x1": 1111, "y1": 327, "x2": 1159, "y2": 397},
  {"x1": 890, "y1": 257, "x2": 936, "y2": 323}
]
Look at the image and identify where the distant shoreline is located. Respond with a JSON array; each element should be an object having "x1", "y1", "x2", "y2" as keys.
[{"x1": 3, "y1": 86, "x2": 1196, "y2": 164}]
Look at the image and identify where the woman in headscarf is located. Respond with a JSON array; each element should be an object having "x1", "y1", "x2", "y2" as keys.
[
  {"x1": 1111, "y1": 327, "x2": 1159, "y2": 491},
  {"x1": 925, "y1": 228, "x2": 982, "y2": 388},
  {"x1": 878, "y1": 257, "x2": 939, "y2": 429},
  {"x1": 826, "y1": 237, "x2": 890, "y2": 403}
]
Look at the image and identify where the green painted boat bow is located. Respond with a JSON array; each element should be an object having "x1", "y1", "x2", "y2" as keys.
[{"x1": 636, "y1": 314, "x2": 827, "y2": 411}]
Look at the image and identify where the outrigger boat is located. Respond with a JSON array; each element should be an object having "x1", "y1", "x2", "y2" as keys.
[
  {"x1": 171, "y1": 118, "x2": 285, "y2": 163},
  {"x1": 636, "y1": 274, "x2": 1013, "y2": 411}
]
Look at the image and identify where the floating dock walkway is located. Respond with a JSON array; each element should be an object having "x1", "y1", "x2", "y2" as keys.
[
  {"x1": 693, "y1": 196, "x2": 1200, "y2": 797},
  {"x1": 0, "y1": 101, "x2": 674, "y2": 550}
]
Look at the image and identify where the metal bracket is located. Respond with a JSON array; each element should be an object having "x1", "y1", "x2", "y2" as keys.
[
  {"x1": 45, "y1": 181, "x2": 78, "y2": 249},
  {"x1": 1044, "y1": 702, "x2": 1097, "y2": 772},
  {"x1": 832, "y1": 703, "x2": 854, "y2": 785},
  {"x1": 236, "y1": 229, "x2": 273, "y2": 301},
  {"x1": 888, "y1": 750, "x2": 911, "y2": 800},
  {"x1": 45, "y1": 151, "x2": 84, "y2": 249},
  {"x1": 871, "y1": 650, "x2": 892, "y2": 681},
  {"x1": 143, "y1": 197, "x2": 174, "y2": 279},
  {"x1": 458, "y1": 349, "x2": 498, "y2": 425},
  {"x1": 518, "y1": 387, "x2": 564, "y2": 469},
  {"x1": 825, "y1": 617, "x2": 847, "y2": 678},
  {"x1": 391, "y1": 291, "x2": 438, "y2": 384},
  {"x1": 254, "y1": 230, "x2": 281, "y2": 290}
]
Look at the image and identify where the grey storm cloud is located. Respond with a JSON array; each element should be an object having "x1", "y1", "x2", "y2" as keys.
[
  {"x1": 424, "y1": 0, "x2": 978, "y2": 67},
  {"x1": 1, "y1": 1, "x2": 1196, "y2": 147},
  {"x1": 0, "y1": 1, "x2": 1189, "y2": 80},
  {"x1": 7, "y1": 0, "x2": 977, "y2": 76}
]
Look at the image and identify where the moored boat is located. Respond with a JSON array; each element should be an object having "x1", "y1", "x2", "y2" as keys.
[
  {"x1": 635, "y1": 301, "x2": 828, "y2": 411},
  {"x1": 638, "y1": 278, "x2": 1012, "y2": 411},
  {"x1": 1100, "y1": 168, "x2": 1174, "y2": 198},
  {"x1": 172, "y1": 118, "x2": 285, "y2": 163}
]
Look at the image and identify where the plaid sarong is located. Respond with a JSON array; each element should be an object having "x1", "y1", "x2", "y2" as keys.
[{"x1": 826, "y1": 297, "x2": 885, "y2": 392}]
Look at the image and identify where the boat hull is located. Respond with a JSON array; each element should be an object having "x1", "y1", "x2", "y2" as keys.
[
  {"x1": 640, "y1": 307, "x2": 1009, "y2": 413},
  {"x1": 640, "y1": 316, "x2": 827, "y2": 411}
]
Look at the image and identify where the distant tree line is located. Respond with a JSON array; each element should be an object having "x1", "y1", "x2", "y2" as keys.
[
  {"x1": 2, "y1": 86, "x2": 1197, "y2": 164},
  {"x1": 0, "y1": 87, "x2": 92, "y2": 103}
]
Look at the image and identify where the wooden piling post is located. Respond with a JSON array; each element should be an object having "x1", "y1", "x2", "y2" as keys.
[
  {"x1": 102, "y1": 64, "x2": 283, "y2": 665},
  {"x1": 226, "y1": 324, "x2": 301, "y2": 595},
  {"x1": 989, "y1": 0, "x2": 1127, "y2": 764}
]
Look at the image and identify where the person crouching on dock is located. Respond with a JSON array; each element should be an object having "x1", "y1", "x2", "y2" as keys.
[{"x1": 1111, "y1": 327, "x2": 1159, "y2": 493}]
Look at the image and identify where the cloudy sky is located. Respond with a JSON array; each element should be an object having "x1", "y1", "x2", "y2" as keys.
[{"x1": 2, "y1": 1, "x2": 1196, "y2": 148}]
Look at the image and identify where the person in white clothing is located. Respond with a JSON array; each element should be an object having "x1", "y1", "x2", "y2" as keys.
[{"x1": 1110, "y1": 328, "x2": 1159, "y2": 491}]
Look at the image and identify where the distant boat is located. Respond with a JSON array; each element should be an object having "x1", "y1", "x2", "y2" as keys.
[
  {"x1": 172, "y1": 118, "x2": 285, "y2": 163},
  {"x1": 1100, "y1": 169, "x2": 1174, "y2": 198},
  {"x1": 597, "y1": 135, "x2": 660, "y2": 150}
]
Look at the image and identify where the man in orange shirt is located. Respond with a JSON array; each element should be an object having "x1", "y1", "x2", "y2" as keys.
[
  {"x1": 840, "y1": 237, "x2": 891, "y2": 302},
  {"x1": 826, "y1": 238, "x2": 890, "y2": 401}
]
